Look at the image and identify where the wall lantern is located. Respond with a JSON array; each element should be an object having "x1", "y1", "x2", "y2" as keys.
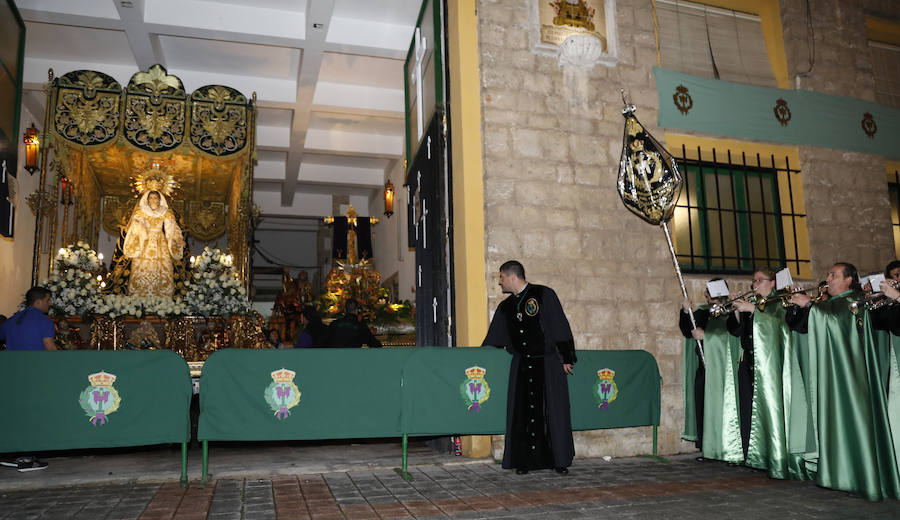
[
  {"x1": 384, "y1": 181, "x2": 395, "y2": 217},
  {"x1": 23, "y1": 124, "x2": 40, "y2": 174}
]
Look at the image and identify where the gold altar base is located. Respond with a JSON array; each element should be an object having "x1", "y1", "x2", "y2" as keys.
[{"x1": 53, "y1": 314, "x2": 267, "y2": 362}]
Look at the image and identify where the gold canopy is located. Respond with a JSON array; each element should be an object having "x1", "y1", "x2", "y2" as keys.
[{"x1": 32, "y1": 64, "x2": 256, "y2": 284}]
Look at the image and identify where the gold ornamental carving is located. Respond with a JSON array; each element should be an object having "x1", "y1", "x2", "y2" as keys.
[
  {"x1": 54, "y1": 70, "x2": 121, "y2": 146},
  {"x1": 187, "y1": 201, "x2": 226, "y2": 241},
  {"x1": 101, "y1": 195, "x2": 134, "y2": 235},
  {"x1": 124, "y1": 65, "x2": 186, "y2": 152},
  {"x1": 190, "y1": 85, "x2": 249, "y2": 156}
]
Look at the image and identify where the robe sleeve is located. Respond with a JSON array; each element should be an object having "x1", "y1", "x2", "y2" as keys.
[
  {"x1": 122, "y1": 212, "x2": 146, "y2": 259},
  {"x1": 482, "y1": 306, "x2": 511, "y2": 351},
  {"x1": 542, "y1": 287, "x2": 577, "y2": 365},
  {"x1": 163, "y1": 210, "x2": 185, "y2": 259},
  {"x1": 785, "y1": 305, "x2": 810, "y2": 334}
]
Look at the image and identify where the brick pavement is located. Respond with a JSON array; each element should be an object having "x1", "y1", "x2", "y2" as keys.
[{"x1": 1, "y1": 456, "x2": 898, "y2": 519}]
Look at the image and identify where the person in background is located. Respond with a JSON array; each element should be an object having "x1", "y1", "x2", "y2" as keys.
[
  {"x1": 0, "y1": 287, "x2": 57, "y2": 472},
  {"x1": 295, "y1": 306, "x2": 327, "y2": 347},
  {"x1": 325, "y1": 299, "x2": 382, "y2": 348}
]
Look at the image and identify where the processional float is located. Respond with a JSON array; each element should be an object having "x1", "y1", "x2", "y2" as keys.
[{"x1": 26, "y1": 64, "x2": 262, "y2": 359}]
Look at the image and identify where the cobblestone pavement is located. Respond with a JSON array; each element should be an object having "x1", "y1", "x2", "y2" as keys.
[{"x1": 2, "y1": 455, "x2": 899, "y2": 519}]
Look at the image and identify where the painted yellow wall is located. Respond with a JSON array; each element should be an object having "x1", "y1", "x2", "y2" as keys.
[
  {"x1": 866, "y1": 16, "x2": 900, "y2": 46},
  {"x1": 447, "y1": 0, "x2": 488, "y2": 348}
]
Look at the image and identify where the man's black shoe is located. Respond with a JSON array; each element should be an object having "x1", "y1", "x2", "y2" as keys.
[
  {"x1": 515, "y1": 468, "x2": 529, "y2": 475},
  {"x1": 554, "y1": 467, "x2": 569, "y2": 475},
  {"x1": 695, "y1": 456, "x2": 707, "y2": 462}
]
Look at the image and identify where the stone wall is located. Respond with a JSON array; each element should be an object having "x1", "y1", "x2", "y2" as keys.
[{"x1": 476, "y1": 0, "x2": 898, "y2": 459}]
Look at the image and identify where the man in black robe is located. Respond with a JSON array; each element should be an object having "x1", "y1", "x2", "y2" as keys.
[
  {"x1": 482, "y1": 260, "x2": 576, "y2": 475},
  {"x1": 325, "y1": 298, "x2": 382, "y2": 348}
]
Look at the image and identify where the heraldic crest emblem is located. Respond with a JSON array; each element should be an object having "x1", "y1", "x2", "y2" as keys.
[
  {"x1": 460, "y1": 366, "x2": 491, "y2": 413},
  {"x1": 265, "y1": 368, "x2": 301, "y2": 420},
  {"x1": 594, "y1": 368, "x2": 618, "y2": 410},
  {"x1": 78, "y1": 371, "x2": 121, "y2": 426}
]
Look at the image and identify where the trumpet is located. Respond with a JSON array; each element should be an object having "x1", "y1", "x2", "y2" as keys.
[
  {"x1": 758, "y1": 282, "x2": 828, "y2": 310},
  {"x1": 709, "y1": 290, "x2": 758, "y2": 317},
  {"x1": 849, "y1": 280, "x2": 899, "y2": 314}
]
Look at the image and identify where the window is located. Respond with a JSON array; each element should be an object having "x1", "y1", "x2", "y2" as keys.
[
  {"x1": 870, "y1": 41, "x2": 900, "y2": 109},
  {"x1": 889, "y1": 169, "x2": 900, "y2": 259},
  {"x1": 655, "y1": 0, "x2": 777, "y2": 87},
  {"x1": 672, "y1": 144, "x2": 809, "y2": 278}
]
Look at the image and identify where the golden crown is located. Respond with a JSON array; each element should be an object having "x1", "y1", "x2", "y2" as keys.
[
  {"x1": 271, "y1": 368, "x2": 296, "y2": 383},
  {"x1": 597, "y1": 368, "x2": 615, "y2": 380},
  {"x1": 88, "y1": 371, "x2": 117, "y2": 387},
  {"x1": 465, "y1": 366, "x2": 486, "y2": 379},
  {"x1": 131, "y1": 161, "x2": 179, "y2": 197}
]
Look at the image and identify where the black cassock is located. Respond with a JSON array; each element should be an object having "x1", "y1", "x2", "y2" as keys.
[{"x1": 482, "y1": 284, "x2": 577, "y2": 471}]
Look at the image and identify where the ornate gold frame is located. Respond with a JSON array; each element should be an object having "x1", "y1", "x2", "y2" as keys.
[{"x1": 31, "y1": 64, "x2": 257, "y2": 285}]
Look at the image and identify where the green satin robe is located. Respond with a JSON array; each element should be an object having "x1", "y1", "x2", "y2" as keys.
[
  {"x1": 681, "y1": 308, "x2": 743, "y2": 461},
  {"x1": 800, "y1": 291, "x2": 900, "y2": 501},
  {"x1": 746, "y1": 296, "x2": 795, "y2": 479}
]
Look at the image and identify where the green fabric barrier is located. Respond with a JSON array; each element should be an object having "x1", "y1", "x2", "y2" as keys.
[
  {"x1": 198, "y1": 348, "x2": 414, "y2": 441},
  {"x1": 400, "y1": 347, "x2": 510, "y2": 435},
  {"x1": 654, "y1": 67, "x2": 900, "y2": 160},
  {"x1": 568, "y1": 350, "x2": 661, "y2": 430},
  {"x1": 400, "y1": 348, "x2": 660, "y2": 435},
  {"x1": 0, "y1": 350, "x2": 191, "y2": 452}
]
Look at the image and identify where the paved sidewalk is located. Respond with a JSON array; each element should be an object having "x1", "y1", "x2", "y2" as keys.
[{"x1": 1, "y1": 451, "x2": 899, "y2": 519}]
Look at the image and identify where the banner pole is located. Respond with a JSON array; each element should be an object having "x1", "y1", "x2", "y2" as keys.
[{"x1": 661, "y1": 221, "x2": 705, "y2": 366}]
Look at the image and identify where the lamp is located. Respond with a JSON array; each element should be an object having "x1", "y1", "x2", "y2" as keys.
[
  {"x1": 23, "y1": 124, "x2": 40, "y2": 174},
  {"x1": 383, "y1": 181, "x2": 394, "y2": 217}
]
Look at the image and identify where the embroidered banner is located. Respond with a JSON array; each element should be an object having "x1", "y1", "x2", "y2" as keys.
[{"x1": 654, "y1": 67, "x2": 900, "y2": 159}]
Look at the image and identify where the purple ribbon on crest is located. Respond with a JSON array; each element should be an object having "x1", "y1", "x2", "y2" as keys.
[
  {"x1": 91, "y1": 412, "x2": 106, "y2": 425},
  {"x1": 276, "y1": 406, "x2": 289, "y2": 419}
]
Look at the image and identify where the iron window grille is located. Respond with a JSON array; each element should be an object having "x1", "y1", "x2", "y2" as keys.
[{"x1": 672, "y1": 145, "x2": 809, "y2": 277}]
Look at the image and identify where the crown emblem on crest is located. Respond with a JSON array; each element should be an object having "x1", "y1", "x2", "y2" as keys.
[
  {"x1": 88, "y1": 371, "x2": 117, "y2": 387},
  {"x1": 597, "y1": 368, "x2": 615, "y2": 380},
  {"x1": 271, "y1": 368, "x2": 296, "y2": 383},
  {"x1": 465, "y1": 366, "x2": 486, "y2": 379}
]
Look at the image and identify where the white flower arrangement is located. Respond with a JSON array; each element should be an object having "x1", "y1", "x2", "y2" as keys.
[
  {"x1": 183, "y1": 247, "x2": 250, "y2": 316},
  {"x1": 94, "y1": 294, "x2": 190, "y2": 318},
  {"x1": 43, "y1": 244, "x2": 249, "y2": 319},
  {"x1": 42, "y1": 242, "x2": 104, "y2": 317}
]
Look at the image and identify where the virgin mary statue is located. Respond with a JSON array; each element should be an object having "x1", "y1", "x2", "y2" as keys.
[{"x1": 122, "y1": 189, "x2": 185, "y2": 298}]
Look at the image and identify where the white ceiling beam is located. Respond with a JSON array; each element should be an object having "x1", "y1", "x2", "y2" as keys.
[
  {"x1": 311, "y1": 82, "x2": 404, "y2": 115},
  {"x1": 281, "y1": 0, "x2": 335, "y2": 207},
  {"x1": 143, "y1": 0, "x2": 306, "y2": 40},
  {"x1": 112, "y1": 0, "x2": 162, "y2": 70},
  {"x1": 16, "y1": 8, "x2": 123, "y2": 30},
  {"x1": 326, "y1": 17, "x2": 414, "y2": 57},
  {"x1": 304, "y1": 128, "x2": 403, "y2": 158},
  {"x1": 298, "y1": 162, "x2": 385, "y2": 187}
]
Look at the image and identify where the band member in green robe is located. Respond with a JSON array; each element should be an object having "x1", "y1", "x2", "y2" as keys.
[
  {"x1": 868, "y1": 261, "x2": 900, "y2": 482},
  {"x1": 680, "y1": 281, "x2": 743, "y2": 463},
  {"x1": 789, "y1": 262, "x2": 900, "y2": 500},
  {"x1": 728, "y1": 268, "x2": 796, "y2": 478}
]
